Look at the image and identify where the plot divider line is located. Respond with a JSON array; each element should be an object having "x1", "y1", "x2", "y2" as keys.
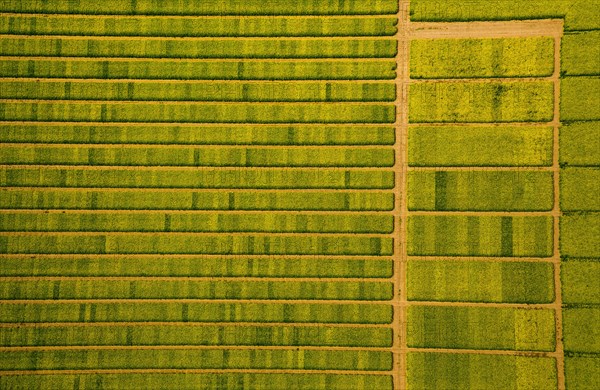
[{"x1": 0, "y1": 322, "x2": 394, "y2": 329}]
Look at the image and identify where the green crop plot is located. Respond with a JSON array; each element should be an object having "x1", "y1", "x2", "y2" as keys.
[
  {"x1": 408, "y1": 171, "x2": 554, "y2": 211},
  {"x1": 0, "y1": 255, "x2": 394, "y2": 278},
  {"x1": 407, "y1": 260, "x2": 554, "y2": 303},
  {"x1": 562, "y1": 31, "x2": 600, "y2": 76},
  {"x1": 408, "y1": 216, "x2": 554, "y2": 257},
  {"x1": 0, "y1": 302, "x2": 393, "y2": 324},
  {"x1": 407, "y1": 306, "x2": 556, "y2": 351},
  {"x1": 560, "y1": 122, "x2": 600, "y2": 166},
  {"x1": 565, "y1": 357, "x2": 600, "y2": 390},
  {"x1": 0, "y1": 15, "x2": 397, "y2": 37},
  {"x1": 0, "y1": 59, "x2": 398, "y2": 80},
  {"x1": 409, "y1": 81, "x2": 554, "y2": 123},
  {"x1": 408, "y1": 353, "x2": 557, "y2": 389},
  {"x1": 561, "y1": 213, "x2": 600, "y2": 258},
  {"x1": 409, "y1": 126, "x2": 553, "y2": 166},
  {"x1": 562, "y1": 260, "x2": 600, "y2": 304},
  {"x1": 561, "y1": 77, "x2": 600, "y2": 121},
  {"x1": 563, "y1": 308, "x2": 600, "y2": 353},
  {"x1": 561, "y1": 168, "x2": 600, "y2": 211},
  {"x1": 0, "y1": 190, "x2": 395, "y2": 211},
  {"x1": 410, "y1": 37, "x2": 554, "y2": 78}
]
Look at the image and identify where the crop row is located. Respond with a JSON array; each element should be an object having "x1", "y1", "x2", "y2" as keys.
[
  {"x1": 0, "y1": 168, "x2": 395, "y2": 189},
  {"x1": 411, "y1": 37, "x2": 554, "y2": 78},
  {"x1": 0, "y1": 213, "x2": 395, "y2": 233},
  {"x1": 0, "y1": 146, "x2": 395, "y2": 167},
  {"x1": 408, "y1": 260, "x2": 554, "y2": 303},
  {"x1": 0, "y1": 81, "x2": 396, "y2": 102},
  {"x1": 0, "y1": 38, "x2": 397, "y2": 58},
  {"x1": 0, "y1": 59, "x2": 397, "y2": 80},
  {"x1": 0, "y1": 302, "x2": 393, "y2": 324},
  {"x1": 0, "y1": 190, "x2": 395, "y2": 211},
  {"x1": 0, "y1": 256, "x2": 394, "y2": 278},
  {"x1": 0, "y1": 280, "x2": 393, "y2": 300},
  {"x1": 0, "y1": 15, "x2": 397, "y2": 37},
  {"x1": 0, "y1": 234, "x2": 394, "y2": 255},
  {"x1": 409, "y1": 171, "x2": 554, "y2": 211},
  {"x1": 0, "y1": 102, "x2": 396, "y2": 123}
]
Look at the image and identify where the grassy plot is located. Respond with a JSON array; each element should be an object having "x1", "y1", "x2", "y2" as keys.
[
  {"x1": 0, "y1": 256, "x2": 394, "y2": 278},
  {"x1": 0, "y1": 146, "x2": 395, "y2": 167},
  {"x1": 410, "y1": 37, "x2": 554, "y2": 78},
  {"x1": 560, "y1": 122, "x2": 600, "y2": 166},
  {"x1": 0, "y1": 102, "x2": 396, "y2": 123},
  {"x1": 0, "y1": 81, "x2": 396, "y2": 102},
  {"x1": 0, "y1": 15, "x2": 397, "y2": 37},
  {"x1": 409, "y1": 81, "x2": 554, "y2": 123},
  {"x1": 407, "y1": 352, "x2": 557, "y2": 390},
  {"x1": 562, "y1": 259, "x2": 600, "y2": 304},
  {"x1": 0, "y1": 38, "x2": 397, "y2": 59},
  {"x1": 0, "y1": 325, "x2": 392, "y2": 347},
  {"x1": 561, "y1": 77, "x2": 600, "y2": 121},
  {"x1": 0, "y1": 190, "x2": 395, "y2": 211},
  {"x1": 0, "y1": 234, "x2": 394, "y2": 255},
  {"x1": 561, "y1": 213, "x2": 600, "y2": 257},
  {"x1": 0, "y1": 302, "x2": 393, "y2": 324},
  {"x1": 0, "y1": 59, "x2": 397, "y2": 80},
  {"x1": 407, "y1": 306, "x2": 555, "y2": 351},
  {"x1": 407, "y1": 216, "x2": 554, "y2": 257},
  {"x1": 0, "y1": 167, "x2": 395, "y2": 189},
  {"x1": 0, "y1": 349, "x2": 392, "y2": 371},
  {"x1": 0, "y1": 0, "x2": 399, "y2": 15},
  {"x1": 565, "y1": 357, "x2": 600, "y2": 390},
  {"x1": 0, "y1": 212, "x2": 394, "y2": 233},
  {"x1": 408, "y1": 126, "x2": 553, "y2": 166},
  {"x1": 408, "y1": 171, "x2": 554, "y2": 211},
  {"x1": 563, "y1": 308, "x2": 600, "y2": 353},
  {"x1": 0, "y1": 374, "x2": 393, "y2": 390},
  {"x1": 0, "y1": 280, "x2": 393, "y2": 300},
  {"x1": 562, "y1": 31, "x2": 600, "y2": 76},
  {"x1": 407, "y1": 260, "x2": 554, "y2": 303},
  {"x1": 0, "y1": 124, "x2": 396, "y2": 145},
  {"x1": 561, "y1": 168, "x2": 600, "y2": 211}
]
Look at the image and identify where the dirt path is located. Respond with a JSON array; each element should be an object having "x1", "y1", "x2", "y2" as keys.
[{"x1": 410, "y1": 20, "x2": 563, "y2": 39}]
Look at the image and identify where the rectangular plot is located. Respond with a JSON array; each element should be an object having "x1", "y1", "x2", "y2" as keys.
[
  {"x1": 561, "y1": 213, "x2": 600, "y2": 257},
  {"x1": 0, "y1": 302, "x2": 393, "y2": 324},
  {"x1": 0, "y1": 349, "x2": 392, "y2": 371},
  {"x1": 407, "y1": 216, "x2": 554, "y2": 257},
  {"x1": 0, "y1": 213, "x2": 394, "y2": 234},
  {"x1": 0, "y1": 15, "x2": 397, "y2": 37},
  {"x1": 0, "y1": 190, "x2": 395, "y2": 211},
  {"x1": 409, "y1": 81, "x2": 554, "y2": 123},
  {"x1": 407, "y1": 306, "x2": 555, "y2": 351},
  {"x1": 0, "y1": 59, "x2": 397, "y2": 80},
  {"x1": 565, "y1": 356, "x2": 600, "y2": 390},
  {"x1": 407, "y1": 352, "x2": 557, "y2": 390},
  {"x1": 0, "y1": 37, "x2": 397, "y2": 58},
  {"x1": 562, "y1": 260, "x2": 600, "y2": 304},
  {"x1": 562, "y1": 31, "x2": 600, "y2": 76},
  {"x1": 0, "y1": 146, "x2": 395, "y2": 167},
  {"x1": 407, "y1": 260, "x2": 554, "y2": 303},
  {"x1": 563, "y1": 308, "x2": 600, "y2": 353},
  {"x1": 0, "y1": 374, "x2": 393, "y2": 390},
  {"x1": 560, "y1": 122, "x2": 600, "y2": 166},
  {"x1": 409, "y1": 126, "x2": 553, "y2": 166},
  {"x1": 0, "y1": 124, "x2": 396, "y2": 145},
  {"x1": 0, "y1": 0, "x2": 399, "y2": 15},
  {"x1": 0, "y1": 167, "x2": 395, "y2": 189},
  {"x1": 408, "y1": 171, "x2": 554, "y2": 211},
  {"x1": 0, "y1": 234, "x2": 394, "y2": 255},
  {"x1": 561, "y1": 77, "x2": 600, "y2": 121},
  {"x1": 410, "y1": 37, "x2": 554, "y2": 78},
  {"x1": 0, "y1": 256, "x2": 394, "y2": 278},
  {"x1": 0, "y1": 81, "x2": 396, "y2": 102},
  {"x1": 561, "y1": 168, "x2": 600, "y2": 211},
  {"x1": 0, "y1": 102, "x2": 396, "y2": 123},
  {"x1": 0, "y1": 280, "x2": 393, "y2": 301}
]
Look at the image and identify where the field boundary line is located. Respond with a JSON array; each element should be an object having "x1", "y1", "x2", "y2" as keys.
[
  {"x1": 407, "y1": 255, "x2": 558, "y2": 263},
  {"x1": 0, "y1": 55, "x2": 396, "y2": 63},
  {"x1": 408, "y1": 211, "x2": 559, "y2": 216},
  {"x1": 0, "y1": 369, "x2": 393, "y2": 376},
  {"x1": 0, "y1": 13, "x2": 398, "y2": 19},
  {"x1": 0, "y1": 34, "x2": 397, "y2": 41},
  {"x1": 0, "y1": 253, "x2": 392, "y2": 260},
  {"x1": 408, "y1": 122, "x2": 554, "y2": 127},
  {"x1": 410, "y1": 20, "x2": 564, "y2": 39},
  {"x1": 0, "y1": 322, "x2": 393, "y2": 329},
  {"x1": 0, "y1": 99, "x2": 394, "y2": 105},
  {"x1": 0, "y1": 276, "x2": 392, "y2": 283},
  {"x1": 0, "y1": 187, "x2": 394, "y2": 193},
  {"x1": 0, "y1": 231, "x2": 395, "y2": 238},
  {"x1": 0, "y1": 209, "x2": 394, "y2": 215},
  {"x1": 0, "y1": 164, "x2": 394, "y2": 171},
  {"x1": 410, "y1": 77, "x2": 555, "y2": 83},
  {"x1": 0, "y1": 121, "x2": 393, "y2": 127},
  {"x1": 406, "y1": 347, "x2": 560, "y2": 357},
  {"x1": 409, "y1": 166, "x2": 554, "y2": 171},
  {"x1": 0, "y1": 299, "x2": 394, "y2": 305},
  {"x1": 0, "y1": 345, "x2": 392, "y2": 352},
  {"x1": 0, "y1": 143, "x2": 394, "y2": 150}
]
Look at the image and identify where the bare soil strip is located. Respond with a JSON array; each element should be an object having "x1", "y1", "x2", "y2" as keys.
[
  {"x1": 409, "y1": 122, "x2": 554, "y2": 127},
  {"x1": 0, "y1": 322, "x2": 394, "y2": 329},
  {"x1": 410, "y1": 20, "x2": 564, "y2": 39},
  {"x1": 0, "y1": 209, "x2": 392, "y2": 215},
  {"x1": 0, "y1": 13, "x2": 397, "y2": 20},
  {"x1": 0, "y1": 143, "x2": 391, "y2": 150},
  {"x1": 409, "y1": 166, "x2": 554, "y2": 171},
  {"x1": 0, "y1": 34, "x2": 396, "y2": 41},
  {"x1": 0, "y1": 187, "x2": 394, "y2": 193},
  {"x1": 406, "y1": 347, "x2": 560, "y2": 358},
  {"x1": 0, "y1": 99, "x2": 392, "y2": 105},
  {"x1": 0, "y1": 276, "x2": 392, "y2": 283},
  {"x1": 408, "y1": 255, "x2": 558, "y2": 264},
  {"x1": 0, "y1": 164, "x2": 393, "y2": 171},
  {"x1": 0, "y1": 231, "x2": 393, "y2": 238},
  {"x1": 408, "y1": 211, "x2": 558, "y2": 217},
  {"x1": 0, "y1": 345, "x2": 392, "y2": 352},
  {"x1": 0, "y1": 369, "x2": 392, "y2": 376},
  {"x1": 0, "y1": 55, "x2": 395, "y2": 62}
]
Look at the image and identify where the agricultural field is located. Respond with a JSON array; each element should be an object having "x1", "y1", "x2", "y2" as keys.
[{"x1": 0, "y1": 0, "x2": 599, "y2": 389}]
